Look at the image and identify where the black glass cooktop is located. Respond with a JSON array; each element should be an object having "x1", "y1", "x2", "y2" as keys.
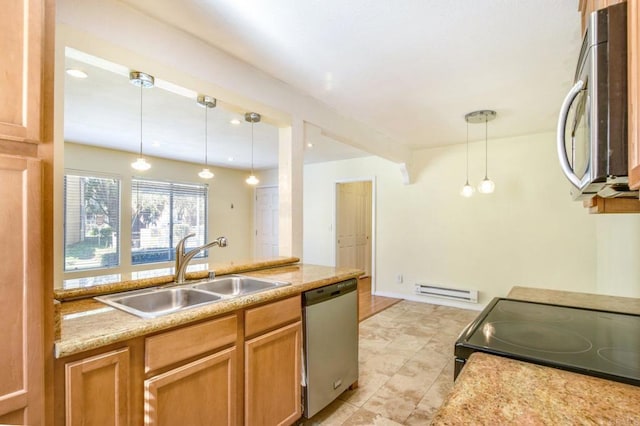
[{"x1": 455, "y1": 298, "x2": 640, "y2": 386}]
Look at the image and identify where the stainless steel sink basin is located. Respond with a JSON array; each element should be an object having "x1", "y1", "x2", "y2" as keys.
[
  {"x1": 191, "y1": 275, "x2": 290, "y2": 297},
  {"x1": 96, "y1": 287, "x2": 222, "y2": 319}
]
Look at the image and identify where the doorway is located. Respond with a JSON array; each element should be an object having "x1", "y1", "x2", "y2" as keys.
[
  {"x1": 255, "y1": 186, "x2": 279, "y2": 258},
  {"x1": 335, "y1": 180, "x2": 373, "y2": 278}
]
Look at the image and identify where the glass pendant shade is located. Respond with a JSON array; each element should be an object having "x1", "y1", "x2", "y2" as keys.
[
  {"x1": 245, "y1": 174, "x2": 259, "y2": 185},
  {"x1": 461, "y1": 182, "x2": 474, "y2": 197},
  {"x1": 198, "y1": 168, "x2": 214, "y2": 179},
  {"x1": 478, "y1": 177, "x2": 495, "y2": 194},
  {"x1": 131, "y1": 157, "x2": 151, "y2": 171}
]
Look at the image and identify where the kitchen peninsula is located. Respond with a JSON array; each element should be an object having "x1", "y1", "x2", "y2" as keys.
[{"x1": 53, "y1": 259, "x2": 362, "y2": 425}]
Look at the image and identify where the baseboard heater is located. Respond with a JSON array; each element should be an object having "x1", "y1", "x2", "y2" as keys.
[{"x1": 415, "y1": 283, "x2": 478, "y2": 303}]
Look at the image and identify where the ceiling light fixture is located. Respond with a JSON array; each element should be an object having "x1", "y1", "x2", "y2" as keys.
[
  {"x1": 461, "y1": 116, "x2": 474, "y2": 198},
  {"x1": 130, "y1": 71, "x2": 154, "y2": 171},
  {"x1": 230, "y1": 118, "x2": 241, "y2": 125},
  {"x1": 66, "y1": 68, "x2": 88, "y2": 79},
  {"x1": 197, "y1": 94, "x2": 217, "y2": 179},
  {"x1": 466, "y1": 110, "x2": 497, "y2": 195},
  {"x1": 245, "y1": 112, "x2": 260, "y2": 185}
]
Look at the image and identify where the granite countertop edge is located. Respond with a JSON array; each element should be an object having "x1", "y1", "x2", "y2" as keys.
[
  {"x1": 431, "y1": 352, "x2": 640, "y2": 424},
  {"x1": 55, "y1": 263, "x2": 363, "y2": 358}
]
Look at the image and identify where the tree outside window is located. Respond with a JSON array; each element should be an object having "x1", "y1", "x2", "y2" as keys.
[{"x1": 64, "y1": 174, "x2": 120, "y2": 271}]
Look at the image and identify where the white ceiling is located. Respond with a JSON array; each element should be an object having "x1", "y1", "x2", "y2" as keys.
[{"x1": 117, "y1": 0, "x2": 582, "y2": 149}]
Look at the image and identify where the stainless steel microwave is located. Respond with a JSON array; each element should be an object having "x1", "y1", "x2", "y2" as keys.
[{"x1": 557, "y1": 2, "x2": 634, "y2": 200}]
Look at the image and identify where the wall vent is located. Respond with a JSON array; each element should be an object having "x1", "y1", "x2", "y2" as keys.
[{"x1": 415, "y1": 283, "x2": 478, "y2": 303}]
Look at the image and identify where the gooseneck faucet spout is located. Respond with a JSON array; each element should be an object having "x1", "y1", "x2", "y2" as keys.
[{"x1": 174, "y1": 234, "x2": 228, "y2": 284}]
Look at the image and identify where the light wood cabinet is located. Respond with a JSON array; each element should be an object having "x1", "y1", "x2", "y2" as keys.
[
  {"x1": 65, "y1": 348, "x2": 130, "y2": 426},
  {"x1": 0, "y1": 0, "x2": 45, "y2": 144},
  {"x1": 145, "y1": 347, "x2": 237, "y2": 426},
  {"x1": 629, "y1": 0, "x2": 640, "y2": 189},
  {"x1": 244, "y1": 296, "x2": 302, "y2": 426},
  {"x1": 144, "y1": 315, "x2": 239, "y2": 426},
  {"x1": 0, "y1": 155, "x2": 43, "y2": 425}
]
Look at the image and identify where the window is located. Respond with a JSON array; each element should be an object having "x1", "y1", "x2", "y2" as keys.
[
  {"x1": 64, "y1": 173, "x2": 121, "y2": 271},
  {"x1": 131, "y1": 178, "x2": 208, "y2": 265}
]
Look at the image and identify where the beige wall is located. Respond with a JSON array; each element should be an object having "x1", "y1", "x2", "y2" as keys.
[
  {"x1": 58, "y1": 142, "x2": 254, "y2": 286},
  {"x1": 303, "y1": 131, "x2": 608, "y2": 308}
]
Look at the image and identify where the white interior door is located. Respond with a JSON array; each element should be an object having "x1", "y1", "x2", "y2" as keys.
[
  {"x1": 255, "y1": 186, "x2": 279, "y2": 258},
  {"x1": 336, "y1": 181, "x2": 372, "y2": 276}
]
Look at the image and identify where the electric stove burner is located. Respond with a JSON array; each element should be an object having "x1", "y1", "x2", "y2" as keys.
[
  {"x1": 454, "y1": 298, "x2": 640, "y2": 387},
  {"x1": 483, "y1": 321, "x2": 592, "y2": 354},
  {"x1": 597, "y1": 347, "x2": 640, "y2": 373}
]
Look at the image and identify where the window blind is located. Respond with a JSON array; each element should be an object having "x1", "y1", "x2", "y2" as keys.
[{"x1": 131, "y1": 178, "x2": 208, "y2": 265}]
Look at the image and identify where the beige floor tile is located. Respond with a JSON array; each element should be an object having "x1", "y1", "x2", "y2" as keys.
[
  {"x1": 342, "y1": 408, "x2": 404, "y2": 426},
  {"x1": 338, "y1": 369, "x2": 391, "y2": 407},
  {"x1": 302, "y1": 399, "x2": 360, "y2": 426}
]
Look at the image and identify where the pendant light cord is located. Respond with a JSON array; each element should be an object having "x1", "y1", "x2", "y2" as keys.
[
  {"x1": 204, "y1": 106, "x2": 208, "y2": 166},
  {"x1": 139, "y1": 85, "x2": 143, "y2": 157},
  {"x1": 484, "y1": 115, "x2": 488, "y2": 179},
  {"x1": 250, "y1": 120, "x2": 254, "y2": 174},
  {"x1": 465, "y1": 120, "x2": 470, "y2": 183}
]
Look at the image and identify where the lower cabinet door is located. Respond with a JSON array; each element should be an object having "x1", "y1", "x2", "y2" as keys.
[
  {"x1": 144, "y1": 347, "x2": 237, "y2": 426},
  {"x1": 245, "y1": 321, "x2": 302, "y2": 426},
  {"x1": 65, "y1": 348, "x2": 130, "y2": 426}
]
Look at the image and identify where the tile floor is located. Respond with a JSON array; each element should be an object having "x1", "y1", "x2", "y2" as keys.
[{"x1": 302, "y1": 300, "x2": 480, "y2": 425}]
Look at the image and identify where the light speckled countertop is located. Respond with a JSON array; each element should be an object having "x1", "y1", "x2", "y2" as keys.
[
  {"x1": 508, "y1": 285, "x2": 640, "y2": 315},
  {"x1": 55, "y1": 262, "x2": 362, "y2": 358},
  {"x1": 432, "y1": 286, "x2": 640, "y2": 424},
  {"x1": 431, "y1": 352, "x2": 640, "y2": 425}
]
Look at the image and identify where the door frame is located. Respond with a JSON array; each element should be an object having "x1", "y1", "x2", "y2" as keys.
[
  {"x1": 334, "y1": 177, "x2": 376, "y2": 294},
  {"x1": 253, "y1": 185, "x2": 279, "y2": 258}
]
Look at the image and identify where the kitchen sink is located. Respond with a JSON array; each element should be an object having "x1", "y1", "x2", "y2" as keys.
[
  {"x1": 95, "y1": 275, "x2": 290, "y2": 318},
  {"x1": 191, "y1": 275, "x2": 290, "y2": 297},
  {"x1": 95, "y1": 287, "x2": 222, "y2": 319}
]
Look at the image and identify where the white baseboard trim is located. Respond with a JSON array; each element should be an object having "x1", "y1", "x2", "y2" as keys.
[{"x1": 374, "y1": 290, "x2": 486, "y2": 311}]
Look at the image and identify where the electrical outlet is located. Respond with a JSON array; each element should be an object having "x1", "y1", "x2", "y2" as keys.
[{"x1": 396, "y1": 274, "x2": 403, "y2": 284}]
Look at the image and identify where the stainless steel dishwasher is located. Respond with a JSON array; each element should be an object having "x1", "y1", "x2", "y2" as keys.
[{"x1": 303, "y1": 278, "x2": 359, "y2": 418}]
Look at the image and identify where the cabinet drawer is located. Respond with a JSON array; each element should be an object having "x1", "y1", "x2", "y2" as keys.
[
  {"x1": 245, "y1": 295, "x2": 301, "y2": 338},
  {"x1": 146, "y1": 314, "x2": 237, "y2": 373}
]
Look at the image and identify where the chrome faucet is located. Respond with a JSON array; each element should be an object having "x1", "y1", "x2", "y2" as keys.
[{"x1": 174, "y1": 233, "x2": 228, "y2": 284}]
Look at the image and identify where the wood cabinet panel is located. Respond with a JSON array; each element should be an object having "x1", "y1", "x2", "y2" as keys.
[
  {"x1": 145, "y1": 314, "x2": 237, "y2": 373},
  {"x1": 65, "y1": 348, "x2": 130, "y2": 426},
  {"x1": 245, "y1": 295, "x2": 301, "y2": 338},
  {"x1": 145, "y1": 347, "x2": 237, "y2": 426},
  {"x1": 245, "y1": 321, "x2": 302, "y2": 426},
  {"x1": 0, "y1": 155, "x2": 43, "y2": 425},
  {"x1": 629, "y1": 0, "x2": 640, "y2": 189},
  {"x1": 0, "y1": 0, "x2": 43, "y2": 143}
]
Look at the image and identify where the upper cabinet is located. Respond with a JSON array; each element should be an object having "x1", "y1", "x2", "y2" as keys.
[
  {"x1": 0, "y1": 0, "x2": 44, "y2": 144},
  {"x1": 629, "y1": 1, "x2": 640, "y2": 189}
]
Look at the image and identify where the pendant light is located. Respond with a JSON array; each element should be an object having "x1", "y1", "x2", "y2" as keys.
[
  {"x1": 197, "y1": 95, "x2": 217, "y2": 179},
  {"x1": 130, "y1": 71, "x2": 154, "y2": 171},
  {"x1": 461, "y1": 117, "x2": 474, "y2": 197},
  {"x1": 466, "y1": 110, "x2": 497, "y2": 194},
  {"x1": 245, "y1": 112, "x2": 260, "y2": 185}
]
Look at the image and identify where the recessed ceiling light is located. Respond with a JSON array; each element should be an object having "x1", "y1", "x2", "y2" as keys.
[
  {"x1": 230, "y1": 119, "x2": 241, "y2": 125},
  {"x1": 307, "y1": 143, "x2": 314, "y2": 148},
  {"x1": 66, "y1": 69, "x2": 88, "y2": 79},
  {"x1": 227, "y1": 157, "x2": 234, "y2": 162}
]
